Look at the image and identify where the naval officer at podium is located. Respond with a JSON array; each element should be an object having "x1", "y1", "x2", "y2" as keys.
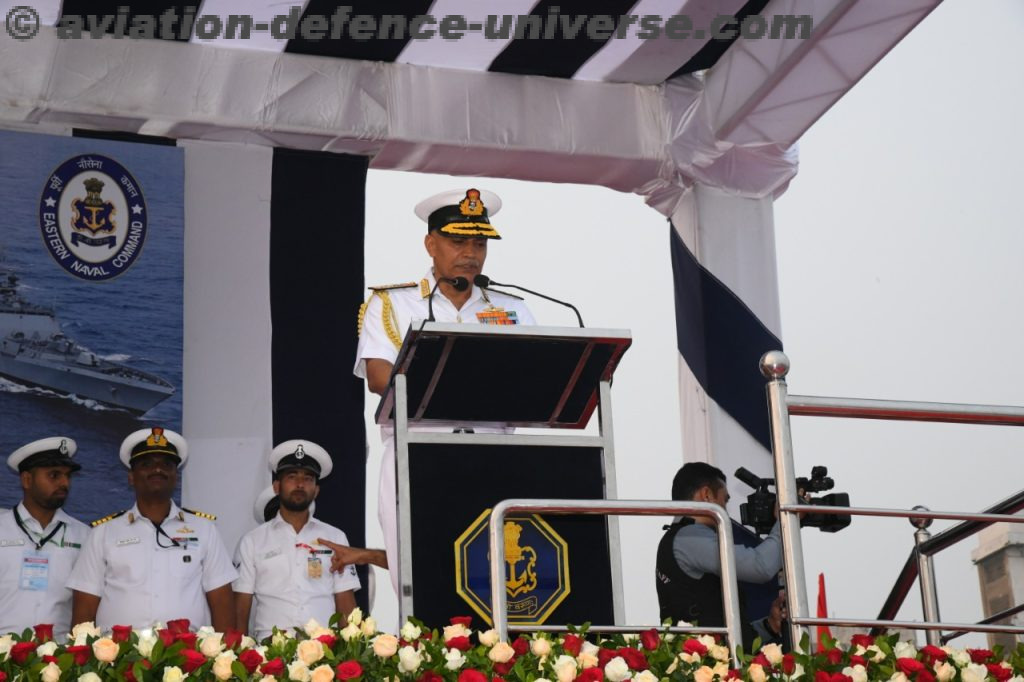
[{"x1": 354, "y1": 188, "x2": 535, "y2": 595}]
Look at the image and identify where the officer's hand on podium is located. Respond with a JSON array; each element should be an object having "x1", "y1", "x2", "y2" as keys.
[{"x1": 316, "y1": 538, "x2": 389, "y2": 572}]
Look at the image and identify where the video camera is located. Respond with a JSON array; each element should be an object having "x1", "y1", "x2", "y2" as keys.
[{"x1": 735, "y1": 466, "x2": 850, "y2": 535}]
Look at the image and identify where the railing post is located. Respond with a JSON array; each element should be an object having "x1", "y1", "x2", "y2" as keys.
[
  {"x1": 911, "y1": 506, "x2": 942, "y2": 645},
  {"x1": 761, "y1": 351, "x2": 811, "y2": 650}
]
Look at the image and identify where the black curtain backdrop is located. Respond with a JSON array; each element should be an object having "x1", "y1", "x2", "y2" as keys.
[{"x1": 270, "y1": 148, "x2": 370, "y2": 611}]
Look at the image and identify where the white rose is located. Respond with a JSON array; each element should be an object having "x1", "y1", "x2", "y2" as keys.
[
  {"x1": 0, "y1": 634, "x2": 13, "y2": 656},
  {"x1": 788, "y1": 663, "x2": 806, "y2": 681},
  {"x1": 92, "y1": 637, "x2": 119, "y2": 663},
  {"x1": 340, "y1": 623, "x2": 361, "y2": 642},
  {"x1": 398, "y1": 645, "x2": 423, "y2": 673},
  {"x1": 213, "y1": 652, "x2": 237, "y2": 681},
  {"x1": 372, "y1": 634, "x2": 399, "y2": 658},
  {"x1": 489, "y1": 642, "x2": 515, "y2": 664},
  {"x1": 1007, "y1": 677, "x2": 1024, "y2": 682},
  {"x1": 605, "y1": 657, "x2": 632, "y2": 682},
  {"x1": 79, "y1": 674, "x2": 103, "y2": 682},
  {"x1": 443, "y1": 624, "x2": 471, "y2": 642},
  {"x1": 241, "y1": 635, "x2": 256, "y2": 649},
  {"x1": 135, "y1": 630, "x2": 159, "y2": 658},
  {"x1": 666, "y1": 658, "x2": 678, "y2": 675},
  {"x1": 581, "y1": 641, "x2": 600, "y2": 657},
  {"x1": 762, "y1": 642, "x2": 784, "y2": 666},
  {"x1": 622, "y1": 633, "x2": 639, "y2": 643},
  {"x1": 750, "y1": 663, "x2": 767, "y2": 682},
  {"x1": 962, "y1": 664, "x2": 989, "y2": 682},
  {"x1": 297, "y1": 639, "x2": 325, "y2": 666},
  {"x1": 303, "y1": 619, "x2": 322, "y2": 636},
  {"x1": 634, "y1": 672, "x2": 658, "y2": 682},
  {"x1": 698, "y1": 634, "x2": 716, "y2": 649},
  {"x1": 951, "y1": 650, "x2": 971, "y2": 668},
  {"x1": 310, "y1": 664, "x2": 335, "y2": 682},
  {"x1": 200, "y1": 633, "x2": 225, "y2": 657},
  {"x1": 680, "y1": 652, "x2": 702, "y2": 665},
  {"x1": 710, "y1": 644, "x2": 730, "y2": 662},
  {"x1": 894, "y1": 642, "x2": 918, "y2": 660},
  {"x1": 844, "y1": 665, "x2": 868, "y2": 682},
  {"x1": 36, "y1": 641, "x2": 59, "y2": 657},
  {"x1": 554, "y1": 655, "x2": 578, "y2": 682},
  {"x1": 400, "y1": 621, "x2": 422, "y2": 642},
  {"x1": 259, "y1": 677, "x2": 278, "y2": 682},
  {"x1": 479, "y1": 629, "x2": 499, "y2": 647},
  {"x1": 162, "y1": 666, "x2": 184, "y2": 682},
  {"x1": 889, "y1": 673, "x2": 909, "y2": 682},
  {"x1": 360, "y1": 617, "x2": 377, "y2": 637},
  {"x1": 866, "y1": 645, "x2": 886, "y2": 663},
  {"x1": 531, "y1": 637, "x2": 552, "y2": 657},
  {"x1": 713, "y1": 662, "x2": 730, "y2": 679},
  {"x1": 42, "y1": 662, "x2": 62, "y2": 682},
  {"x1": 71, "y1": 622, "x2": 102, "y2": 646},
  {"x1": 444, "y1": 648, "x2": 466, "y2": 671},
  {"x1": 935, "y1": 662, "x2": 956, "y2": 682},
  {"x1": 347, "y1": 607, "x2": 363, "y2": 626},
  {"x1": 288, "y1": 661, "x2": 312, "y2": 682},
  {"x1": 694, "y1": 665, "x2": 716, "y2": 682},
  {"x1": 272, "y1": 630, "x2": 291, "y2": 648}
]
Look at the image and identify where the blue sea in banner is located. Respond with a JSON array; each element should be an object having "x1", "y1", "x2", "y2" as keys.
[{"x1": 0, "y1": 130, "x2": 184, "y2": 521}]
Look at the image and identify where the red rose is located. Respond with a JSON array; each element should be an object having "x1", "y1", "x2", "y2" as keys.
[
  {"x1": 157, "y1": 629, "x2": 175, "y2": 648},
  {"x1": 0, "y1": 671, "x2": 7, "y2": 682},
  {"x1": 493, "y1": 661, "x2": 514, "y2": 675},
  {"x1": 66, "y1": 645, "x2": 91, "y2": 666},
  {"x1": 261, "y1": 658, "x2": 287, "y2": 676},
  {"x1": 849, "y1": 655, "x2": 867, "y2": 668},
  {"x1": 727, "y1": 670, "x2": 742, "y2": 680},
  {"x1": 919, "y1": 669, "x2": 936, "y2": 682},
  {"x1": 10, "y1": 641, "x2": 38, "y2": 665},
  {"x1": 112, "y1": 624, "x2": 133, "y2": 642},
  {"x1": 446, "y1": 636, "x2": 472, "y2": 651},
  {"x1": 43, "y1": 655, "x2": 59, "y2": 664},
  {"x1": 562, "y1": 634, "x2": 583, "y2": 657},
  {"x1": 125, "y1": 659, "x2": 153, "y2": 682},
  {"x1": 239, "y1": 649, "x2": 264, "y2": 674},
  {"x1": 336, "y1": 660, "x2": 363, "y2": 681},
  {"x1": 317, "y1": 634, "x2": 338, "y2": 649},
  {"x1": 897, "y1": 658, "x2": 926, "y2": 676},
  {"x1": 181, "y1": 648, "x2": 207, "y2": 673},
  {"x1": 752, "y1": 654, "x2": 772, "y2": 668},
  {"x1": 598, "y1": 648, "x2": 617, "y2": 669},
  {"x1": 167, "y1": 619, "x2": 191, "y2": 635},
  {"x1": 34, "y1": 624, "x2": 55, "y2": 642},
  {"x1": 577, "y1": 668, "x2": 604, "y2": 682},
  {"x1": 850, "y1": 634, "x2": 874, "y2": 649},
  {"x1": 511, "y1": 637, "x2": 529, "y2": 657},
  {"x1": 458, "y1": 670, "x2": 488, "y2": 682},
  {"x1": 968, "y1": 650, "x2": 994, "y2": 664},
  {"x1": 618, "y1": 647, "x2": 649, "y2": 671},
  {"x1": 682, "y1": 638, "x2": 709, "y2": 657},
  {"x1": 783, "y1": 654, "x2": 796, "y2": 675},
  {"x1": 175, "y1": 632, "x2": 198, "y2": 648},
  {"x1": 829, "y1": 675, "x2": 852, "y2": 682},
  {"x1": 222, "y1": 629, "x2": 243, "y2": 650},
  {"x1": 640, "y1": 629, "x2": 660, "y2": 652},
  {"x1": 987, "y1": 665, "x2": 1013, "y2": 682},
  {"x1": 815, "y1": 671, "x2": 832, "y2": 682},
  {"x1": 417, "y1": 672, "x2": 443, "y2": 682},
  {"x1": 826, "y1": 648, "x2": 843, "y2": 665},
  {"x1": 920, "y1": 645, "x2": 946, "y2": 663},
  {"x1": 450, "y1": 616, "x2": 473, "y2": 627}
]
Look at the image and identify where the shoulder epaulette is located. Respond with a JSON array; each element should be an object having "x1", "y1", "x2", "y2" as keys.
[
  {"x1": 91, "y1": 510, "x2": 126, "y2": 527},
  {"x1": 183, "y1": 507, "x2": 217, "y2": 521},
  {"x1": 367, "y1": 282, "x2": 417, "y2": 292}
]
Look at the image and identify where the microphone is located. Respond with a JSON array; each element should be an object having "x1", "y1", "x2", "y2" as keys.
[
  {"x1": 427, "y1": 276, "x2": 470, "y2": 321},
  {"x1": 473, "y1": 274, "x2": 584, "y2": 327}
]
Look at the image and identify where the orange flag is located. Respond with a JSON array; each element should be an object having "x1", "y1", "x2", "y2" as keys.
[{"x1": 817, "y1": 572, "x2": 833, "y2": 650}]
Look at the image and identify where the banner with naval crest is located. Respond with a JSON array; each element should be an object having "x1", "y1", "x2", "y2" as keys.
[{"x1": 0, "y1": 129, "x2": 183, "y2": 521}]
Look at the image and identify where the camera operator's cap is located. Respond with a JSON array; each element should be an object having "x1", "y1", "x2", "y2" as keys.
[
  {"x1": 254, "y1": 484, "x2": 316, "y2": 523},
  {"x1": 414, "y1": 188, "x2": 502, "y2": 239},
  {"x1": 8, "y1": 437, "x2": 81, "y2": 473},
  {"x1": 269, "y1": 440, "x2": 332, "y2": 480},
  {"x1": 119, "y1": 427, "x2": 187, "y2": 469}
]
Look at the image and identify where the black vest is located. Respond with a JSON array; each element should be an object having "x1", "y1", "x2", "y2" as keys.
[{"x1": 655, "y1": 519, "x2": 754, "y2": 647}]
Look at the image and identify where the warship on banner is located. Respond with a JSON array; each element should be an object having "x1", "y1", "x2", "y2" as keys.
[{"x1": 0, "y1": 261, "x2": 175, "y2": 414}]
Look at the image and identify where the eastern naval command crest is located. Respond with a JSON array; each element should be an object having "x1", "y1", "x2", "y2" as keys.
[{"x1": 38, "y1": 154, "x2": 147, "y2": 281}]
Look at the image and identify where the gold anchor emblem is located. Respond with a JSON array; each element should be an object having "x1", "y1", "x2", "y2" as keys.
[
  {"x1": 504, "y1": 521, "x2": 538, "y2": 597},
  {"x1": 71, "y1": 177, "x2": 116, "y2": 234}
]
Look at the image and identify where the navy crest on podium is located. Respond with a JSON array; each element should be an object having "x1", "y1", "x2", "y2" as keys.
[{"x1": 454, "y1": 509, "x2": 570, "y2": 626}]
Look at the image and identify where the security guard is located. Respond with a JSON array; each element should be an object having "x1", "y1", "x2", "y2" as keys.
[
  {"x1": 0, "y1": 437, "x2": 88, "y2": 634},
  {"x1": 354, "y1": 188, "x2": 536, "y2": 594},
  {"x1": 68, "y1": 427, "x2": 237, "y2": 631},
  {"x1": 234, "y1": 440, "x2": 360, "y2": 639}
]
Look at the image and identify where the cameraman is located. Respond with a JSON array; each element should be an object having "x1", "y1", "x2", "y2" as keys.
[{"x1": 655, "y1": 462, "x2": 783, "y2": 648}]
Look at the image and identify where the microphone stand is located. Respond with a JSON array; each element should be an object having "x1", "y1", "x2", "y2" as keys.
[{"x1": 475, "y1": 275, "x2": 584, "y2": 327}]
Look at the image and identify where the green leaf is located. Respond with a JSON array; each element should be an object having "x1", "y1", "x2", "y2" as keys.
[{"x1": 232, "y1": 659, "x2": 250, "y2": 681}]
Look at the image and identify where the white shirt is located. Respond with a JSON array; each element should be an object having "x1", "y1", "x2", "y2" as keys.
[
  {"x1": 67, "y1": 502, "x2": 238, "y2": 630},
  {"x1": 354, "y1": 270, "x2": 537, "y2": 378},
  {"x1": 233, "y1": 513, "x2": 361, "y2": 639},
  {"x1": 0, "y1": 504, "x2": 89, "y2": 634}
]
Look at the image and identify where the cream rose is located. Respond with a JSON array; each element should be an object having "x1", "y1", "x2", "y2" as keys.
[
  {"x1": 297, "y1": 639, "x2": 326, "y2": 666},
  {"x1": 443, "y1": 624, "x2": 471, "y2": 641},
  {"x1": 554, "y1": 655, "x2": 578, "y2": 682},
  {"x1": 478, "y1": 629, "x2": 499, "y2": 647},
  {"x1": 713, "y1": 662, "x2": 731, "y2": 678},
  {"x1": 288, "y1": 661, "x2": 312, "y2": 682},
  {"x1": 400, "y1": 621, "x2": 422, "y2": 641},
  {"x1": 303, "y1": 619, "x2": 325, "y2": 637},
  {"x1": 577, "y1": 651, "x2": 599, "y2": 669},
  {"x1": 894, "y1": 642, "x2": 918, "y2": 660},
  {"x1": 866, "y1": 645, "x2": 886, "y2": 663},
  {"x1": 398, "y1": 646, "x2": 424, "y2": 673},
  {"x1": 71, "y1": 622, "x2": 102, "y2": 646},
  {"x1": 347, "y1": 607, "x2": 363, "y2": 626},
  {"x1": 762, "y1": 643, "x2": 784, "y2": 666},
  {"x1": 634, "y1": 672, "x2": 658, "y2": 682},
  {"x1": 488, "y1": 642, "x2": 516, "y2": 664},
  {"x1": 889, "y1": 673, "x2": 909, "y2": 682},
  {"x1": 310, "y1": 664, "x2": 335, "y2": 682},
  {"x1": 444, "y1": 648, "x2": 466, "y2": 671},
  {"x1": 340, "y1": 623, "x2": 361, "y2": 642},
  {"x1": 531, "y1": 637, "x2": 552, "y2": 657},
  {"x1": 259, "y1": 677, "x2": 278, "y2": 682},
  {"x1": 694, "y1": 665, "x2": 716, "y2": 682},
  {"x1": 0, "y1": 634, "x2": 13, "y2": 656},
  {"x1": 710, "y1": 644, "x2": 730, "y2": 663},
  {"x1": 935, "y1": 663, "x2": 956, "y2": 682},
  {"x1": 163, "y1": 666, "x2": 185, "y2": 682},
  {"x1": 360, "y1": 617, "x2": 377, "y2": 637},
  {"x1": 749, "y1": 663, "x2": 767, "y2": 682},
  {"x1": 213, "y1": 653, "x2": 237, "y2": 681},
  {"x1": 92, "y1": 637, "x2": 119, "y2": 663},
  {"x1": 604, "y1": 656, "x2": 631, "y2": 682},
  {"x1": 200, "y1": 633, "x2": 225, "y2": 657},
  {"x1": 372, "y1": 633, "x2": 399, "y2": 658},
  {"x1": 78, "y1": 674, "x2": 103, "y2": 682},
  {"x1": 42, "y1": 662, "x2": 62, "y2": 682},
  {"x1": 844, "y1": 665, "x2": 867, "y2": 682},
  {"x1": 962, "y1": 664, "x2": 989, "y2": 682},
  {"x1": 36, "y1": 641, "x2": 58, "y2": 658}
]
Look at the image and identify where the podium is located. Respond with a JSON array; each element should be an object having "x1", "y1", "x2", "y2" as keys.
[{"x1": 377, "y1": 322, "x2": 631, "y2": 627}]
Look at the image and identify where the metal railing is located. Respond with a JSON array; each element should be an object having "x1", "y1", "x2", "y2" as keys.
[
  {"x1": 487, "y1": 499, "x2": 744, "y2": 666},
  {"x1": 761, "y1": 350, "x2": 1024, "y2": 646}
]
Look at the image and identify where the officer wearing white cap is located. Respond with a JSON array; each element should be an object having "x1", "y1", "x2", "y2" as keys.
[
  {"x1": 0, "y1": 437, "x2": 89, "y2": 634},
  {"x1": 354, "y1": 187, "x2": 537, "y2": 595},
  {"x1": 233, "y1": 440, "x2": 360, "y2": 639},
  {"x1": 68, "y1": 427, "x2": 237, "y2": 631}
]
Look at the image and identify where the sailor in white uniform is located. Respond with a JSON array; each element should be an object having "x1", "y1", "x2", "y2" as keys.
[
  {"x1": 68, "y1": 428, "x2": 237, "y2": 631},
  {"x1": 0, "y1": 437, "x2": 89, "y2": 635},
  {"x1": 354, "y1": 188, "x2": 535, "y2": 595}
]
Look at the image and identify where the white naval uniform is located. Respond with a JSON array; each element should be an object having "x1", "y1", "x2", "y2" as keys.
[
  {"x1": 354, "y1": 270, "x2": 536, "y2": 595},
  {"x1": 233, "y1": 513, "x2": 361, "y2": 640},
  {"x1": 0, "y1": 504, "x2": 89, "y2": 635},
  {"x1": 66, "y1": 502, "x2": 237, "y2": 630}
]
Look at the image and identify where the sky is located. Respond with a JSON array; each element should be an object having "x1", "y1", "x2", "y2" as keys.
[{"x1": 359, "y1": 0, "x2": 1024, "y2": 644}]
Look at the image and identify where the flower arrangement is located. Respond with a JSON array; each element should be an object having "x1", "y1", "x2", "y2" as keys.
[{"x1": 1, "y1": 613, "x2": 1022, "y2": 682}]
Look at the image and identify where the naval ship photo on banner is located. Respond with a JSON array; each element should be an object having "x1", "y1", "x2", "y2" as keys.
[{"x1": 0, "y1": 129, "x2": 184, "y2": 520}]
